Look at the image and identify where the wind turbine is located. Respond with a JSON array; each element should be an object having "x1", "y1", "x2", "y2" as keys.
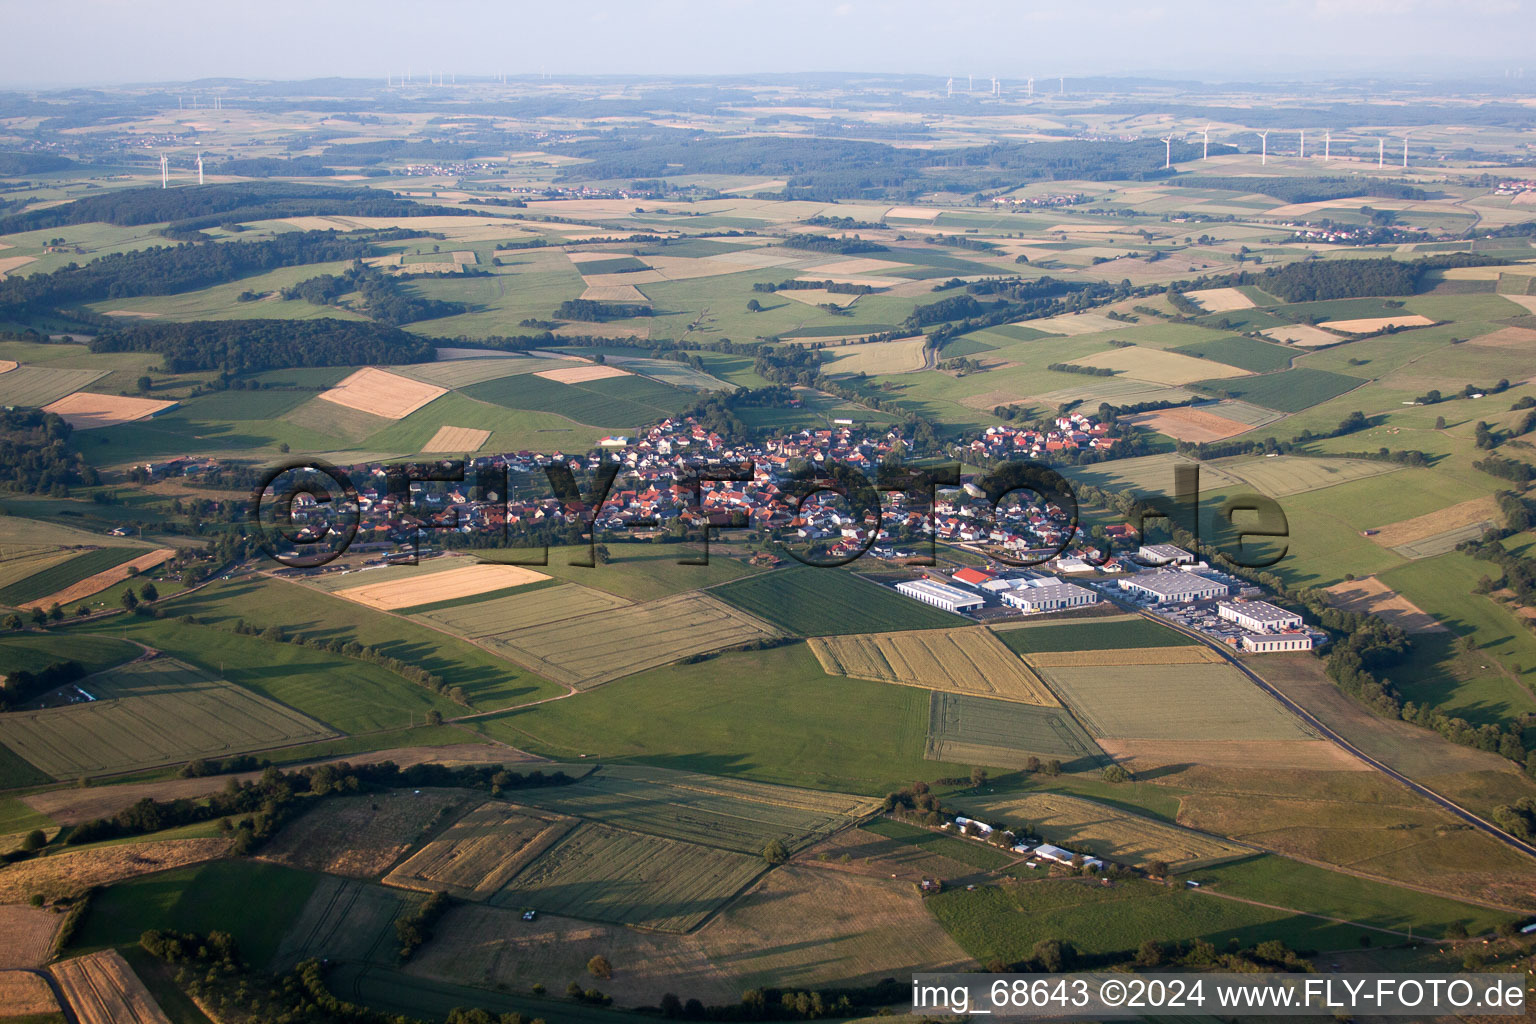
[
  {"x1": 946, "y1": 77, "x2": 954, "y2": 98},
  {"x1": 992, "y1": 76, "x2": 1000, "y2": 98},
  {"x1": 1402, "y1": 130, "x2": 1412, "y2": 169},
  {"x1": 1059, "y1": 76, "x2": 1064, "y2": 94},
  {"x1": 159, "y1": 153, "x2": 168, "y2": 189},
  {"x1": 1378, "y1": 138, "x2": 1385, "y2": 168},
  {"x1": 1257, "y1": 130, "x2": 1269, "y2": 165},
  {"x1": 1026, "y1": 77, "x2": 1034, "y2": 98},
  {"x1": 196, "y1": 148, "x2": 204, "y2": 186},
  {"x1": 1161, "y1": 134, "x2": 1174, "y2": 169},
  {"x1": 1299, "y1": 129, "x2": 1305, "y2": 159},
  {"x1": 968, "y1": 74, "x2": 973, "y2": 92},
  {"x1": 1324, "y1": 130, "x2": 1331, "y2": 161},
  {"x1": 1201, "y1": 124, "x2": 1211, "y2": 160}
]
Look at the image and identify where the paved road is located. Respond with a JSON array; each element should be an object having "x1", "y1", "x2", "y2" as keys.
[{"x1": 1138, "y1": 605, "x2": 1536, "y2": 862}]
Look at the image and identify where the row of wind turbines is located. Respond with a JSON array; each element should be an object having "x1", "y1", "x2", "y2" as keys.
[
  {"x1": 1159, "y1": 125, "x2": 1418, "y2": 170},
  {"x1": 159, "y1": 149, "x2": 206, "y2": 188}
]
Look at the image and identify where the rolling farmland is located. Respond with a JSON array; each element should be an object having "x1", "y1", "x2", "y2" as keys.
[
  {"x1": 925, "y1": 692, "x2": 1104, "y2": 770},
  {"x1": 489, "y1": 823, "x2": 764, "y2": 933},
  {"x1": 809, "y1": 627, "x2": 1058, "y2": 705},
  {"x1": 0, "y1": 547, "x2": 147, "y2": 607},
  {"x1": 51, "y1": 949, "x2": 171, "y2": 1024},
  {"x1": 1192, "y1": 367, "x2": 1365, "y2": 412},
  {"x1": 0, "y1": 657, "x2": 334, "y2": 778},
  {"x1": 992, "y1": 616, "x2": 1193, "y2": 653},
  {"x1": 415, "y1": 582, "x2": 629, "y2": 638},
  {"x1": 479, "y1": 591, "x2": 780, "y2": 689},
  {"x1": 332, "y1": 562, "x2": 550, "y2": 611},
  {"x1": 384, "y1": 800, "x2": 577, "y2": 899}
]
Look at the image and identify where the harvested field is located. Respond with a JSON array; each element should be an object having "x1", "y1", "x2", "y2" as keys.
[
  {"x1": 0, "y1": 838, "x2": 231, "y2": 902},
  {"x1": 415, "y1": 583, "x2": 628, "y2": 638},
  {"x1": 1260, "y1": 324, "x2": 1344, "y2": 347},
  {"x1": 1366, "y1": 496, "x2": 1500, "y2": 549},
  {"x1": 885, "y1": 206, "x2": 940, "y2": 220},
  {"x1": 0, "y1": 905, "x2": 62, "y2": 968},
  {"x1": 533, "y1": 364, "x2": 629, "y2": 384},
  {"x1": 273, "y1": 876, "x2": 410, "y2": 967},
  {"x1": 1467, "y1": 325, "x2": 1536, "y2": 349},
  {"x1": 925, "y1": 692, "x2": 1103, "y2": 770},
  {"x1": 333, "y1": 562, "x2": 549, "y2": 611},
  {"x1": 959, "y1": 791, "x2": 1252, "y2": 871},
  {"x1": 1318, "y1": 315, "x2": 1436, "y2": 333},
  {"x1": 40, "y1": 392, "x2": 177, "y2": 430},
  {"x1": 490, "y1": 823, "x2": 764, "y2": 933},
  {"x1": 419, "y1": 425, "x2": 491, "y2": 453},
  {"x1": 394, "y1": 356, "x2": 582, "y2": 388},
  {"x1": 809, "y1": 627, "x2": 1058, "y2": 705},
  {"x1": 406, "y1": 904, "x2": 740, "y2": 1008},
  {"x1": 1324, "y1": 577, "x2": 1446, "y2": 633},
  {"x1": 0, "y1": 658, "x2": 335, "y2": 779},
  {"x1": 317, "y1": 367, "x2": 446, "y2": 419},
  {"x1": 1036, "y1": 662, "x2": 1315, "y2": 741},
  {"x1": 824, "y1": 337, "x2": 929, "y2": 374},
  {"x1": 52, "y1": 949, "x2": 169, "y2": 1024},
  {"x1": 1023, "y1": 646, "x2": 1222, "y2": 667},
  {"x1": 0, "y1": 970, "x2": 59, "y2": 1013},
  {"x1": 506, "y1": 764, "x2": 875, "y2": 855},
  {"x1": 481, "y1": 591, "x2": 779, "y2": 689},
  {"x1": 579, "y1": 284, "x2": 649, "y2": 303},
  {"x1": 384, "y1": 800, "x2": 576, "y2": 899},
  {"x1": 1121, "y1": 405, "x2": 1253, "y2": 442},
  {"x1": 803, "y1": 827, "x2": 979, "y2": 884},
  {"x1": 19, "y1": 548, "x2": 173, "y2": 612},
  {"x1": 1209, "y1": 455, "x2": 1399, "y2": 498},
  {"x1": 1024, "y1": 311, "x2": 1126, "y2": 336},
  {"x1": 0, "y1": 256, "x2": 37, "y2": 278},
  {"x1": 261, "y1": 789, "x2": 473, "y2": 879},
  {"x1": 1184, "y1": 287, "x2": 1256, "y2": 312},
  {"x1": 0, "y1": 366, "x2": 108, "y2": 408},
  {"x1": 1096, "y1": 738, "x2": 1367, "y2": 773},
  {"x1": 0, "y1": 360, "x2": 15, "y2": 374},
  {"x1": 1076, "y1": 346, "x2": 1250, "y2": 386},
  {"x1": 0, "y1": 547, "x2": 147, "y2": 608},
  {"x1": 699, "y1": 865, "x2": 972, "y2": 989}
]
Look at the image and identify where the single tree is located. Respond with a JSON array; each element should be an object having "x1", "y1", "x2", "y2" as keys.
[
  {"x1": 761, "y1": 839, "x2": 789, "y2": 866},
  {"x1": 587, "y1": 955, "x2": 612, "y2": 980},
  {"x1": 21, "y1": 830, "x2": 46, "y2": 852},
  {"x1": 139, "y1": 582, "x2": 159, "y2": 603}
]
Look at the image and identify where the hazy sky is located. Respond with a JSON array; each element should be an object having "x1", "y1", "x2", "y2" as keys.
[{"x1": 6, "y1": 0, "x2": 1533, "y2": 88}]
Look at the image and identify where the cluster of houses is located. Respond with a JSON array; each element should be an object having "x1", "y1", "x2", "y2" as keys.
[{"x1": 958, "y1": 416, "x2": 1119, "y2": 465}]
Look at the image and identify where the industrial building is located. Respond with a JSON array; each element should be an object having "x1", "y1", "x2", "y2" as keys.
[
  {"x1": 999, "y1": 578, "x2": 1099, "y2": 613},
  {"x1": 1137, "y1": 543, "x2": 1195, "y2": 566},
  {"x1": 1240, "y1": 633, "x2": 1314, "y2": 653},
  {"x1": 1217, "y1": 600, "x2": 1303, "y2": 633},
  {"x1": 896, "y1": 579, "x2": 984, "y2": 614},
  {"x1": 1118, "y1": 569, "x2": 1228, "y2": 604}
]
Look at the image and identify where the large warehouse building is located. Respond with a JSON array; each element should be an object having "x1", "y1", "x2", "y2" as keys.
[
  {"x1": 1217, "y1": 600, "x2": 1303, "y2": 633},
  {"x1": 999, "y1": 579, "x2": 1099, "y2": 613},
  {"x1": 896, "y1": 579, "x2": 984, "y2": 614},
  {"x1": 1118, "y1": 569, "x2": 1228, "y2": 604}
]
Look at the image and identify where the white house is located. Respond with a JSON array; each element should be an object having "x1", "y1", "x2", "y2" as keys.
[
  {"x1": 1218, "y1": 600, "x2": 1303, "y2": 633},
  {"x1": 896, "y1": 579, "x2": 984, "y2": 614}
]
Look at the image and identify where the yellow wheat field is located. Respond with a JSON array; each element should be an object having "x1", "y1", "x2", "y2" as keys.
[
  {"x1": 0, "y1": 970, "x2": 59, "y2": 1013},
  {"x1": 421, "y1": 425, "x2": 491, "y2": 453},
  {"x1": 1260, "y1": 324, "x2": 1343, "y2": 347},
  {"x1": 1318, "y1": 315, "x2": 1435, "y2": 334},
  {"x1": 52, "y1": 949, "x2": 171, "y2": 1024},
  {"x1": 534, "y1": 364, "x2": 631, "y2": 384},
  {"x1": 41, "y1": 392, "x2": 178, "y2": 429},
  {"x1": 317, "y1": 367, "x2": 446, "y2": 419},
  {"x1": 384, "y1": 800, "x2": 577, "y2": 899},
  {"x1": 1184, "y1": 287, "x2": 1255, "y2": 312},
  {"x1": 1022, "y1": 646, "x2": 1222, "y2": 668},
  {"x1": 810, "y1": 627, "x2": 1059, "y2": 706},
  {"x1": 0, "y1": 359, "x2": 17, "y2": 374},
  {"x1": 333, "y1": 562, "x2": 549, "y2": 610}
]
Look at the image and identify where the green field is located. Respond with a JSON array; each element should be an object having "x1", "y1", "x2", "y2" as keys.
[
  {"x1": 0, "y1": 365, "x2": 108, "y2": 408},
  {"x1": 414, "y1": 582, "x2": 626, "y2": 636},
  {"x1": 861, "y1": 817, "x2": 1017, "y2": 871},
  {"x1": 1193, "y1": 368, "x2": 1366, "y2": 412},
  {"x1": 712, "y1": 567, "x2": 964, "y2": 636},
  {"x1": 462, "y1": 371, "x2": 693, "y2": 429},
  {"x1": 0, "y1": 657, "x2": 336, "y2": 778},
  {"x1": 927, "y1": 877, "x2": 1371, "y2": 963},
  {"x1": 0, "y1": 741, "x2": 51, "y2": 789},
  {"x1": 324, "y1": 963, "x2": 631, "y2": 1024},
  {"x1": 992, "y1": 616, "x2": 1193, "y2": 653},
  {"x1": 1198, "y1": 856, "x2": 1515, "y2": 939},
  {"x1": 73, "y1": 860, "x2": 320, "y2": 966},
  {"x1": 489, "y1": 822, "x2": 764, "y2": 932},
  {"x1": 0, "y1": 633, "x2": 140, "y2": 675},
  {"x1": 473, "y1": 642, "x2": 971, "y2": 794},
  {"x1": 1170, "y1": 335, "x2": 1294, "y2": 373},
  {"x1": 925, "y1": 692, "x2": 1105, "y2": 771},
  {"x1": 0, "y1": 547, "x2": 146, "y2": 606}
]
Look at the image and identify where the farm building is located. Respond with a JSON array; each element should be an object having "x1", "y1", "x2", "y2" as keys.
[
  {"x1": 953, "y1": 815, "x2": 996, "y2": 837},
  {"x1": 1240, "y1": 632, "x2": 1314, "y2": 653},
  {"x1": 951, "y1": 567, "x2": 996, "y2": 589},
  {"x1": 1137, "y1": 543, "x2": 1195, "y2": 566},
  {"x1": 1119, "y1": 569, "x2": 1229, "y2": 604},
  {"x1": 1032, "y1": 843, "x2": 1105, "y2": 871},
  {"x1": 999, "y1": 579, "x2": 1098, "y2": 613},
  {"x1": 1217, "y1": 600, "x2": 1303, "y2": 633},
  {"x1": 896, "y1": 579, "x2": 984, "y2": 614}
]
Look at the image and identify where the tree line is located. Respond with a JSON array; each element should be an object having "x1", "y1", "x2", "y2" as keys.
[{"x1": 89, "y1": 318, "x2": 436, "y2": 374}]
